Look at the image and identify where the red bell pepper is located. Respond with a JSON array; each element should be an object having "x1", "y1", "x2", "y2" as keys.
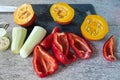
[
  {"x1": 68, "y1": 33, "x2": 93, "y2": 59},
  {"x1": 40, "y1": 27, "x2": 60, "y2": 50},
  {"x1": 103, "y1": 35, "x2": 116, "y2": 62},
  {"x1": 51, "y1": 26, "x2": 60, "y2": 34},
  {"x1": 33, "y1": 45, "x2": 58, "y2": 78},
  {"x1": 52, "y1": 32, "x2": 76, "y2": 65}
]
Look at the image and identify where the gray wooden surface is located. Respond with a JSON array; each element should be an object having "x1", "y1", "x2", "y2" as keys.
[{"x1": 0, "y1": 0, "x2": 120, "y2": 80}]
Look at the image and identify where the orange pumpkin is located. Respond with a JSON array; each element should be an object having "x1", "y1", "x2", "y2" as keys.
[
  {"x1": 50, "y1": 2, "x2": 75, "y2": 25},
  {"x1": 14, "y1": 3, "x2": 36, "y2": 27},
  {"x1": 81, "y1": 15, "x2": 109, "y2": 40}
]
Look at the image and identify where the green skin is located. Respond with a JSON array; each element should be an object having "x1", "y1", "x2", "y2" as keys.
[
  {"x1": 11, "y1": 27, "x2": 27, "y2": 54},
  {"x1": 20, "y1": 26, "x2": 47, "y2": 58}
]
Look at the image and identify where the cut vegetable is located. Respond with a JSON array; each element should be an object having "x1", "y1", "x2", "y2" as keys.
[
  {"x1": 0, "y1": 37, "x2": 10, "y2": 51},
  {"x1": 103, "y1": 35, "x2": 116, "y2": 61},
  {"x1": 0, "y1": 28, "x2": 8, "y2": 37},
  {"x1": 50, "y1": 2, "x2": 75, "y2": 25},
  {"x1": 11, "y1": 27, "x2": 27, "y2": 54},
  {"x1": 33, "y1": 45, "x2": 58, "y2": 78},
  {"x1": 14, "y1": 3, "x2": 36, "y2": 27},
  {"x1": 20, "y1": 26, "x2": 47, "y2": 58},
  {"x1": 81, "y1": 15, "x2": 109, "y2": 40},
  {"x1": 40, "y1": 27, "x2": 60, "y2": 50}
]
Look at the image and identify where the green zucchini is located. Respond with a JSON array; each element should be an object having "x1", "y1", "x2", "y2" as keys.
[
  {"x1": 11, "y1": 27, "x2": 27, "y2": 54},
  {"x1": 20, "y1": 26, "x2": 47, "y2": 58},
  {"x1": 0, "y1": 37, "x2": 10, "y2": 51}
]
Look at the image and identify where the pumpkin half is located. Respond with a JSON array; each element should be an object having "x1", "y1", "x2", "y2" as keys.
[
  {"x1": 14, "y1": 3, "x2": 36, "y2": 27},
  {"x1": 50, "y1": 2, "x2": 75, "y2": 25},
  {"x1": 81, "y1": 15, "x2": 109, "y2": 40}
]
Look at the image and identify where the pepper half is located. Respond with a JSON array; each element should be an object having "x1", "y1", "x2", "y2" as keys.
[
  {"x1": 68, "y1": 33, "x2": 93, "y2": 59},
  {"x1": 103, "y1": 35, "x2": 116, "y2": 62},
  {"x1": 40, "y1": 27, "x2": 60, "y2": 50},
  {"x1": 33, "y1": 45, "x2": 58, "y2": 78},
  {"x1": 52, "y1": 32, "x2": 76, "y2": 64}
]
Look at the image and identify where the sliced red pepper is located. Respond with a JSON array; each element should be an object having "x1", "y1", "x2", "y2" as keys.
[
  {"x1": 40, "y1": 27, "x2": 60, "y2": 50},
  {"x1": 52, "y1": 32, "x2": 76, "y2": 65},
  {"x1": 51, "y1": 26, "x2": 60, "y2": 34},
  {"x1": 103, "y1": 35, "x2": 116, "y2": 62},
  {"x1": 68, "y1": 33, "x2": 93, "y2": 59},
  {"x1": 33, "y1": 45, "x2": 58, "y2": 78}
]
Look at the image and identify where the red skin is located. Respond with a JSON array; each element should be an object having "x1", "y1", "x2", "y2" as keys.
[
  {"x1": 52, "y1": 32, "x2": 76, "y2": 65},
  {"x1": 33, "y1": 45, "x2": 58, "y2": 78},
  {"x1": 103, "y1": 35, "x2": 116, "y2": 62},
  {"x1": 68, "y1": 33, "x2": 93, "y2": 59},
  {"x1": 40, "y1": 27, "x2": 60, "y2": 50}
]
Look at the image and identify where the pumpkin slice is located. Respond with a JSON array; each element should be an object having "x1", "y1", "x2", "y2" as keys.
[
  {"x1": 50, "y1": 2, "x2": 75, "y2": 25},
  {"x1": 81, "y1": 15, "x2": 109, "y2": 40},
  {"x1": 14, "y1": 3, "x2": 36, "y2": 27}
]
